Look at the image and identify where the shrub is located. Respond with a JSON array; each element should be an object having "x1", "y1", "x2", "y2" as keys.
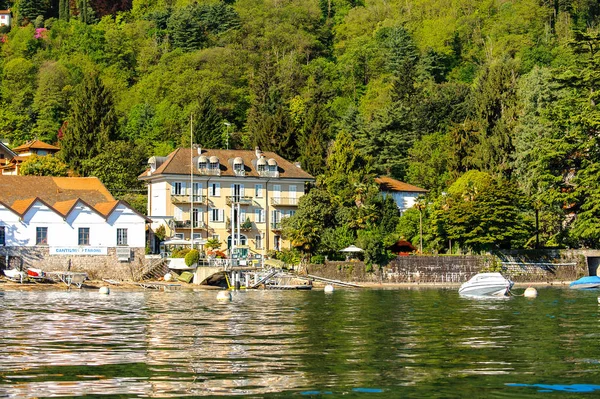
[
  {"x1": 311, "y1": 254, "x2": 325, "y2": 264},
  {"x1": 185, "y1": 249, "x2": 200, "y2": 266},
  {"x1": 171, "y1": 247, "x2": 191, "y2": 258}
]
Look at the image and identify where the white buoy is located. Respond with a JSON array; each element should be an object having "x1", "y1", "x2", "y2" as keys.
[
  {"x1": 324, "y1": 284, "x2": 334, "y2": 293},
  {"x1": 216, "y1": 290, "x2": 232, "y2": 302},
  {"x1": 524, "y1": 286, "x2": 537, "y2": 298},
  {"x1": 99, "y1": 286, "x2": 110, "y2": 295},
  {"x1": 164, "y1": 273, "x2": 172, "y2": 282}
]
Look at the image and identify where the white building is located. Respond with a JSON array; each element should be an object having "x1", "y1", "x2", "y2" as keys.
[
  {"x1": 0, "y1": 176, "x2": 149, "y2": 280},
  {"x1": 0, "y1": 10, "x2": 10, "y2": 27},
  {"x1": 375, "y1": 176, "x2": 428, "y2": 214}
]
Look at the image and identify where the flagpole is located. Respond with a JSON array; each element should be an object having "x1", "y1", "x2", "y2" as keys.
[{"x1": 190, "y1": 114, "x2": 194, "y2": 250}]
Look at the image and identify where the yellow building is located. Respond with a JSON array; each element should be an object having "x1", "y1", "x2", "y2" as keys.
[{"x1": 139, "y1": 147, "x2": 315, "y2": 257}]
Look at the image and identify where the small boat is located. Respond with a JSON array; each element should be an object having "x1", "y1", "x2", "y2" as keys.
[
  {"x1": 459, "y1": 272, "x2": 513, "y2": 297},
  {"x1": 569, "y1": 276, "x2": 600, "y2": 290},
  {"x1": 27, "y1": 267, "x2": 44, "y2": 278},
  {"x1": 3, "y1": 268, "x2": 26, "y2": 283}
]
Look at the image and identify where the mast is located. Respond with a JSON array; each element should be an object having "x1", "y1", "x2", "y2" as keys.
[{"x1": 190, "y1": 114, "x2": 194, "y2": 249}]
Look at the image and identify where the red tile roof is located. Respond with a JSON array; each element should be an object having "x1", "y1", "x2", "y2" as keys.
[
  {"x1": 140, "y1": 148, "x2": 315, "y2": 180},
  {"x1": 375, "y1": 176, "x2": 428, "y2": 193},
  {"x1": 0, "y1": 176, "x2": 115, "y2": 205},
  {"x1": 13, "y1": 140, "x2": 60, "y2": 153},
  {"x1": 10, "y1": 198, "x2": 38, "y2": 216},
  {"x1": 94, "y1": 200, "x2": 120, "y2": 217},
  {"x1": 52, "y1": 199, "x2": 79, "y2": 217}
]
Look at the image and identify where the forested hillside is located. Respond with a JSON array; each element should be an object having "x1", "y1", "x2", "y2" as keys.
[{"x1": 2, "y1": 0, "x2": 600, "y2": 256}]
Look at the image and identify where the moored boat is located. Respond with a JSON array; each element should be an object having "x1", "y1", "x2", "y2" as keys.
[
  {"x1": 459, "y1": 272, "x2": 513, "y2": 297},
  {"x1": 569, "y1": 276, "x2": 600, "y2": 290},
  {"x1": 3, "y1": 268, "x2": 26, "y2": 283}
]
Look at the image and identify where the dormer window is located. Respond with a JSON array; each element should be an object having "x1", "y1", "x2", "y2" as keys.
[
  {"x1": 233, "y1": 157, "x2": 243, "y2": 171},
  {"x1": 209, "y1": 156, "x2": 219, "y2": 170},
  {"x1": 267, "y1": 158, "x2": 277, "y2": 172},
  {"x1": 198, "y1": 155, "x2": 208, "y2": 170},
  {"x1": 257, "y1": 157, "x2": 267, "y2": 172},
  {"x1": 233, "y1": 157, "x2": 245, "y2": 176}
]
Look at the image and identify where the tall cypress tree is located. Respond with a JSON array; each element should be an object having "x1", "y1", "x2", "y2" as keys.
[
  {"x1": 60, "y1": 74, "x2": 118, "y2": 175},
  {"x1": 59, "y1": 0, "x2": 70, "y2": 21},
  {"x1": 188, "y1": 94, "x2": 224, "y2": 149},
  {"x1": 246, "y1": 54, "x2": 298, "y2": 160}
]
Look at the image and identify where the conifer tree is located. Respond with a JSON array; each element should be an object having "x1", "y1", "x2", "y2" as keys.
[
  {"x1": 18, "y1": 0, "x2": 47, "y2": 24},
  {"x1": 60, "y1": 74, "x2": 118, "y2": 175},
  {"x1": 246, "y1": 55, "x2": 298, "y2": 160},
  {"x1": 59, "y1": 0, "x2": 70, "y2": 21},
  {"x1": 187, "y1": 94, "x2": 224, "y2": 149}
]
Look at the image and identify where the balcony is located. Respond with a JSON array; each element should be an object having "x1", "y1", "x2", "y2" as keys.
[
  {"x1": 258, "y1": 170, "x2": 279, "y2": 178},
  {"x1": 172, "y1": 220, "x2": 206, "y2": 229},
  {"x1": 234, "y1": 169, "x2": 245, "y2": 177},
  {"x1": 226, "y1": 196, "x2": 253, "y2": 206},
  {"x1": 271, "y1": 222, "x2": 282, "y2": 231},
  {"x1": 198, "y1": 167, "x2": 220, "y2": 176},
  {"x1": 171, "y1": 195, "x2": 204, "y2": 204},
  {"x1": 226, "y1": 220, "x2": 254, "y2": 232},
  {"x1": 270, "y1": 197, "x2": 299, "y2": 206}
]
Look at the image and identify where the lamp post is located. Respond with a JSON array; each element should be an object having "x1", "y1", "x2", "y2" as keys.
[{"x1": 224, "y1": 122, "x2": 231, "y2": 149}]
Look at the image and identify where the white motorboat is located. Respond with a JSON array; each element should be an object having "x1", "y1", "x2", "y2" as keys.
[
  {"x1": 459, "y1": 272, "x2": 513, "y2": 297},
  {"x1": 3, "y1": 268, "x2": 26, "y2": 283}
]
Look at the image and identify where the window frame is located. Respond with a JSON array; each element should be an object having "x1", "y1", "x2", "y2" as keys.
[
  {"x1": 36, "y1": 227, "x2": 48, "y2": 245},
  {"x1": 117, "y1": 228, "x2": 128, "y2": 246},
  {"x1": 78, "y1": 227, "x2": 90, "y2": 246}
]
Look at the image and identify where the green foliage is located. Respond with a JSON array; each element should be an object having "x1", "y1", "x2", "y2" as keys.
[
  {"x1": 5, "y1": 0, "x2": 600, "y2": 251},
  {"x1": 357, "y1": 228, "x2": 394, "y2": 269},
  {"x1": 154, "y1": 225, "x2": 166, "y2": 241},
  {"x1": 18, "y1": 0, "x2": 47, "y2": 24},
  {"x1": 171, "y1": 247, "x2": 190, "y2": 258},
  {"x1": 310, "y1": 254, "x2": 325, "y2": 264},
  {"x1": 19, "y1": 154, "x2": 68, "y2": 176},
  {"x1": 80, "y1": 140, "x2": 147, "y2": 194},
  {"x1": 205, "y1": 238, "x2": 221, "y2": 250},
  {"x1": 282, "y1": 188, "x2": 335, "y2": 256},
  {"x1": 184, "y1": 249, "x2": 199, "y2": 266},
  {"x1": 435, "y1": 171, "x2": 534, "y2": 252},
  {"x1": 167, "y1": 2, "x2": 239, "y2": 52},
  {"x1": 59, "y1": 74, "x2": 118, "y2": 175},
  {"x1": 187, "y1": 93, "x2": 224, "y2": 148}
]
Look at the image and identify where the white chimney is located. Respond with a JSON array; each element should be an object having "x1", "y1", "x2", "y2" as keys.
[
  {"x1": 255, "y1": 146, "x2": 262, "y2": 159},
  {"x1": 197, "y1": 146, "x2": 201, "y2": 155}
]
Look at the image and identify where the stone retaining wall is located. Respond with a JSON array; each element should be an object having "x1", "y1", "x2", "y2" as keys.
[
  {"x1": 0, "y1": 247, "x2": 146, "y2": 281},
  {"x1": 306, "y1": 250, "x2": 589, "y2": 284}
]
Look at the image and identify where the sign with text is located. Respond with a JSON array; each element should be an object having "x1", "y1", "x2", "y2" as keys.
[{"x1": 50, "y1": 247, "x2": 108, "y2": 255}]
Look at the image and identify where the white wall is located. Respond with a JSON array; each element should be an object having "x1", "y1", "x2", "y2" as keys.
[
  {"x1": 0, "y1": 13, "x2": 10, "y2": 27},
  {"x1": 384, "y1": 191, "x2": 421, "y2": 214},
  {"x1": 150, "y1": 181, "x2": 169, "y2": 217},
  {"x1": 0, "y1": 200, "x2": 146, "y2": 248}
]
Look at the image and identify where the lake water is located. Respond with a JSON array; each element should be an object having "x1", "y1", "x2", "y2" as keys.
[{"x1": 0, "y1": 287, "x2": 599, "y2": 398}]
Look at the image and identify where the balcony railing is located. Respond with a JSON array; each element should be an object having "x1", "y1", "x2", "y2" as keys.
[
  {"x1": 271, "y1": 222, "x2": 282, "y2": 230},
  {"x1": 226, "y1": 221, "x2": 254, "y2": 231},
  {"x1": 270, "y1": 197, "x2": 299, "y2": 206},
  {"x1": 234, "y1": 169, "x2": 245, "y2": 177},
  {"x1": 198, "y1": 167, "x2": 221, "y2": 176},
  {"x1": 171, "y1": 195, "x2": 204, "y2": 204},
  {"x1": 173, "y1": 220, "x2": 206, "y2": 229},
  {"x1": 258, "y1": 170, "x2": 279, "y2": 178},
  {"x1": 226, "y1": 196, "x2": 253, "y2": 206}
]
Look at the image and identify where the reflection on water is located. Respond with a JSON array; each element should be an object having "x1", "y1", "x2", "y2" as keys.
[{"x1": 1, "y1": 288, "x2": 600, "y2": 397}]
